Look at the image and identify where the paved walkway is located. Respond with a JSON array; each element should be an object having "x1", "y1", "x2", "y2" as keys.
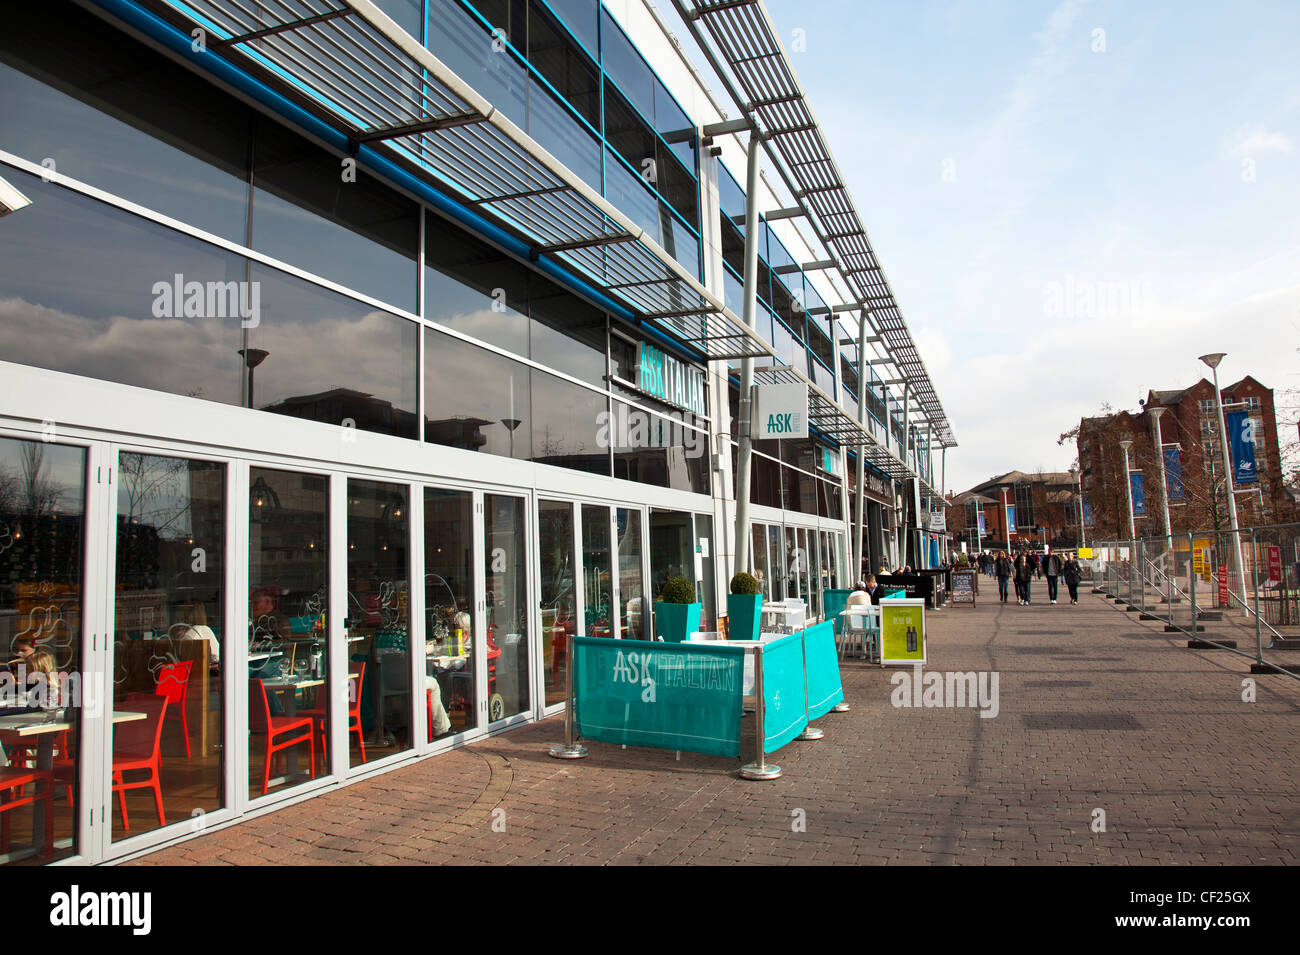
[{"x1": 130, "y1": 590, "x2": 1300, "y2": 865}]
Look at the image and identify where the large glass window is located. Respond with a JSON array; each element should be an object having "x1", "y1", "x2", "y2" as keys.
[
  {"x1": 527, "y1": 77, "x2": 603, "y2": 191},
  {"x1": 0, "y1": 168, "x2": 245, "y2": 405},
  {"x1": 545, "y1": 0, "x2": 599, "y2": 58},
  {"x1": 0, "y1": 437, "x2": 87, "y2": 865},
  {"x1": 0, "y1": 3, "x2": 251, "y2": 243},
  {"x1": 537, "y1": 500, "x2": 575, "y2": 707},
  {"x1": 111, "y1": 453, "x2": 225, "y2": 841},
  {"x1": 527, "y1": 1, "x2": 600, "y2": 128},
  {"x1": 247, "y1": 468, "x2": 328, "y2": 799},
  {"x1": 426, "y1": 0, "x2": 527, "y2": 128},
  {"x1": 530, "y1": 372, "x2": 610, "y2": 475},
  {"x1": 599, "y1": 9, "x2": 655, "y2": 123},
  {"x1": 247, "y1": 264, "x2": 419, "y2": 438},
  {"x1": 251, "y1": 116, "x2": 419, "y2": 312},
  {"x1": 424, "y1": 489, "x2": 477, "y2": 738},
  {"x1": 424, "y1": 210, "x2": 530, "y2": 354},
  {"x1": 347, "y1": 480, "x2": 411, "y2": 765},
  {"x1": 483, "y1": 495, "x2": 529, "y2": 721},
  {"x1": 424, "y1": 330, "x2": 532, "y2": 459}
]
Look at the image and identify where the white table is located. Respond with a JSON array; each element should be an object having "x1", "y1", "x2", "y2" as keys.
[{"x1": 0, "y1": 710, "x2": 147, "y2": 861}]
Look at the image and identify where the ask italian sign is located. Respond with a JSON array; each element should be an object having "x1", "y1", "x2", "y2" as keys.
[
  {"x1": 751, "y1": 382, "x2": 809, "y2": 439},
  {"x1": 636, "y1": 343, "x2": 706, "y2": 415}
]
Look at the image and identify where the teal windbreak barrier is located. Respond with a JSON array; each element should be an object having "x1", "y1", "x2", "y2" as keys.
[
  {"x1": 802, "y1": 621, "x2": 845, "y2": 720},
  {"x1": 882, "y1": 588, "x2": 907, "y2": 599},
  {"x1": 761, "y1": 631, "x2": 808, "y2": 754},
  {"x1": 823, "y1": 589, "x2": 853, "y2": 634},
  {"x1": 572, "y1": 637, "x2": 745, "y2": 757}
]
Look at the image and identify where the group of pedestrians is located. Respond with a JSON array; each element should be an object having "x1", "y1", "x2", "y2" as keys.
[{"x1": 974, "y1": 547, "x2": 1084, "y2": 606}]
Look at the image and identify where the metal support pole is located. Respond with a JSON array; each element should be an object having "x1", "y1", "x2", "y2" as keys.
[
  {"x1": 795, "y1": 629, "x2": 823, "y2": 740},
  {"x1": 549, "y1": 632, "x2": 588, "y2": 759},
  {"x1": 1205, "y1": 358, "x2": 1248, "y2": 617},
  {"x1": 733, "y1": 132, "x2": 762, "y2": 576},
  {"x1": 1253, "y1": 528, "x2": 1263, "y2": 665},
  {"x1": 740, "y1": 644, "x2": 781, "y2": 779},
  {"x1": 1189, "y1": 532, "x2": 1197, "y2": 633},
  {"x1": 852, "y1": 310, "x2": 868, "y2": 583}
]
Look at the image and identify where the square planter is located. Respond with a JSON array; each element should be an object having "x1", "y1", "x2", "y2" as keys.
[
  {"x1": 654, "y1": 601, "x2": 701, "y2": 643},
  {"x1": 726, "y1": 593, "x2": 763, "y2": 642}
]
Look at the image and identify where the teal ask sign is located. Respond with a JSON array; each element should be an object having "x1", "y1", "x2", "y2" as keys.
[
  {"x1": 572, "y1": 637, "x2": 745, "y2": 757},
  {"x1": 636, "y1": 342, "x2": 706, "y2": 415}
]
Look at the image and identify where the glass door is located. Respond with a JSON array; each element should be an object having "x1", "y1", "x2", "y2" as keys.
[
  {"x1": 247, "y1": 467, "x2": 329, "y2": 801},
  {"x1": 483, "y1": 494, "x2": 529, "y2": 724},
  {"x1": 750, "y1": 523, "x2": 770, "y2": 599},
  {"x1": 537, "y1": 499, "x2": 575, "y2": 708},
  {"x1": 695, "y1": 514, "x2": 716, "y2": 632},
  {"x1": 580, "y1": 504, "x2": 612, "y2": 638},
  {"x1": 424, "y1": 488, "x2": 478, "y2": 740},
  {"x1": 109, "y1": 450, "x2": 226, "y2": 844},
  {"x1": 0, "y1": 434, "x2": 90, "y2": 865},
  {"x1": 615, "y1": 508, "x2": 645, "y2": 640},
  {"x1": 345, "y1": 479, "x2": 410, "y2": 767}
]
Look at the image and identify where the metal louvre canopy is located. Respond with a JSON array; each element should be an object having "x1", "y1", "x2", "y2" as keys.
[
  {"x1": 131, "y1": 0, "x2": 774, "y2": 360},
  {"x1": 675, "y1": 0, "x2": 957, "y2": 449}
]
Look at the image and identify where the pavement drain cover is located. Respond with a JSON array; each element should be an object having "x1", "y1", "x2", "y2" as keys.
[
  {"x1": 1024, "y1": 680, "x2": 1093, "y2": 688},
  {"x1": 1012, "y1": 647, "x2": 1085, "y2": 655},
  {"x1": 1023, "y1": 713, "x2": 1143, "y2": 731}
]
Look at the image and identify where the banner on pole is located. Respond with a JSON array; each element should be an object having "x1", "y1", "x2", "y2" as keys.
[
  {"x1": 1130, "y1": 472, "x2": 1146, "y2": 516},
  {"x1": 1163, "y1": 446, "x2": 1184, "y2": 501},
  {"x1": 1082, "y1": 497, "x2": 1094, "y2": 527},
  {"x1": 1007, "y1": 505, "x2": 1016, "y2": 533},
  {"x1": 977, "y1": 512, "x2": 986, "y2": 537},
  {"x1": 1226, "y1": 409, "x2": 1258, "y2": 485}
]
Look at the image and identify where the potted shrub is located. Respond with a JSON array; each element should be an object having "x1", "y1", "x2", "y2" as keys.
[
  {"x1": 727, "y1": 572, "x2": 764, "y2": 642},
  {"x1": 654, "y1": 576, "x2": 701, "y2": 643}
]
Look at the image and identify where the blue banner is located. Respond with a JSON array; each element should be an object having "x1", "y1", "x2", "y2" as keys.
[
  {"x1": 761, "y1": 631, "x2": 808, "y2": 754},
  {"x1": 1082, "y1": 497, "x2": 1094, "y2": 526},
  {"x1": 1226, "y1": 410, "x2": 1258, "y2": 485},
  {"x1": 1131, "y1": 472, "x2": 1146, "y2": 516},
  {"x1": 1007, "y1": 505, "x2": 1016, "y2": 532},
  {"x1": 1164, "y1": 447, "x2": 1184, "y2": 501},
  {"x1": 977, "y1": 512, "x2": 986, "y2": 536},
  {"x1": 803, "y1": 621, "x2": 845, "y2": 720}
]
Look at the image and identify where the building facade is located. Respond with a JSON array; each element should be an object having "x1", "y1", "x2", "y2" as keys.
[
  {"x1": 1077, "y1": 376, "x2": 1294, "y2": 541},
  {"x1": 951, "y1": 470, "x2": 1084, "y2": 554},
  {"x1": 0, "y1": 0, "x2": 951, "y2": 864}
]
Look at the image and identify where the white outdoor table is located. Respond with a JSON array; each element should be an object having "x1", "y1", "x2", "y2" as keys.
[{"x1": 0, "y1": 710, "x2": 147, "y2": 861}]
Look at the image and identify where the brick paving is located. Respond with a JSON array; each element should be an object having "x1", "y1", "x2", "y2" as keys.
[{"x1": 130, "y1": 591, "x2": 1300, "y2": 865}]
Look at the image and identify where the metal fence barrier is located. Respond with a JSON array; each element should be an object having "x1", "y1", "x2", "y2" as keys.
[{"x1": 1093, "y1": 521, "x2": 1300, "y2": 681}]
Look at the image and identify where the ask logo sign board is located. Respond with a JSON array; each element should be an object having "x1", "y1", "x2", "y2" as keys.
[{"x1": 751, "y1": 383, "x2": 808, "y2": 439}]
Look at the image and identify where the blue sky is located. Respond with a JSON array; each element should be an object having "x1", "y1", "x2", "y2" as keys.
[{"x1": 705, "y1": 0, "x2": 1300, "y2": 491}]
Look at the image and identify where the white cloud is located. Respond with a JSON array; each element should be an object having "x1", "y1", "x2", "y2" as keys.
[{"x1": 1225, "y1": 126, "x2": 1294, "y2": 157}]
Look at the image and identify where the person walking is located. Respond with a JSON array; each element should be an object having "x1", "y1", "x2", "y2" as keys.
[
  {"x1": 1043, "y1": 547, "x2": 1063, "y2": 604},
  {"x1": 995, "y1": 550, "x2": 1013, "y2": 603},
  {"x1": 1063, "y1": 552, "x2": 1082, "y2": 604},
  {"x1": 1015, "y1": 550, "x2": 1034, "y2": 605}
]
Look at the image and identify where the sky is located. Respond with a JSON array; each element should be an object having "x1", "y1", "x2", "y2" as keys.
[{"x1": 672, "y1": 0, "x2": 1300, "y2": 493}]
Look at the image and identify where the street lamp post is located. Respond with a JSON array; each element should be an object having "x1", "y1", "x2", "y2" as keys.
[
  {"x1": 1000, "y1": 486, "x2": 1012, "y2": 552},
  {"x1": 1199, "y1": 353, "x2": 1248, "y2": 617},
  {"x1": 1149, "y1": 407, "x2": 1175, "y2": 563},
  {"x1": 1072, "y1": 465, "x2": 1086, "y2": 548},
  {"x1": 1118, "y1": 438, "x2": 1136, "y2": 542}
]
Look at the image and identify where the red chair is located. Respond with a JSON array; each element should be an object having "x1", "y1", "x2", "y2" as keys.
[
  {"x1": 111, "y1": 695, "x2": 168, "y2": 831},
  {"x1": 249, "y1": 678, "x2": 315, "y2": 796},
  {"x1": 155, "y1": 660, "x2": 194, "y2": 759},
  {"x1": 303, "y1": 663, "x2": 365, "y2": 765},
  {"x1": 0, "y1": 766, "x2": 54, "y2": 858}
]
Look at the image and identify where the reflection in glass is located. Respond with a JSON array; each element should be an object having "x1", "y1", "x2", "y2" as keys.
[
  {"x1": 0, "y1": 438, "x2": 86, "y2": 865},
  {"x1": 530, "y1": 372, "x2": 609, "y2": 475},
  {"x1": 112, "y1": 453, "x2": 224, "y2": 842},
  {"x1": 483, "y1": 495, "x2": 529, "y2": 721},
  {"x1": 648, "y1": 509, "x2": 692, "y2": 616},
  {"x1": 424, "y1": 330, "x2": 532, "y2": 459},
  {"x1": 750, "y1": 524, "x2": 770, "y2": 599},
  {"x1": 580, "y1": 505, "x2": 611, "y2": 639},
  {"x1": 696, "y1": 514, "x2": 716, "y2": 632},
  {"x1": 616, "y1": 509, "x2": 644, "y2": 639},
  {"x1": 247, "y1": 468, "x2": 328, "y2": 799},
  {"x1": 347, "y1": 480, "x2": 410, "y2": 765},
  {"x1": 538, "y1": 500, "x2": 575, "y2": 707},
  {"x1": 424, "y1": 489, "x2": 476, "y2": 738}
]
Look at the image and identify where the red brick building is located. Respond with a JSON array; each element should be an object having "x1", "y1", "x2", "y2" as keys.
[
  {"x1": 951, "y1": 470, "x2": 1083, "y2": 553},
  {"x1": 1077, "y1": 375, "x2": 1295, "y2": 540}
]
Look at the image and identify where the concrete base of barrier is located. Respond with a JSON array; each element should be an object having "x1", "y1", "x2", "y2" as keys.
[
  {"x1": 1187, "y1": 638, "x2": 1236, "y2": 649},
  {"x1": 1270, "y1": 638, "x2": 1300, "y2": 650},
  {"x1": 1166, "y1": 624, "x2": 1205, "y2": 632},
  {"x1": 1126, "y1": 606, "x2": 1140, "y2": 612},
  {"x1": 1159, "y1": 597, "x2": 1183, "y2": 604},
  {"x1": 1139, "y1": 613, "x2": 1159, "y2": 620},
  {"x1": 1198, "y1": 611, "x2": 1224, "y2": 621},
  {"x1": 1251, "y1": 663, "x2": 1300, "y2": 674}
]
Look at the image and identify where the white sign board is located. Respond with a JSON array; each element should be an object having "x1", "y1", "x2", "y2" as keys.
[
  {"x1": 751, "y1": 383, "x2": 808, "y2": 440},
  {"x1": 928, "y1": 508, "x2": 946, "y2": 532}
]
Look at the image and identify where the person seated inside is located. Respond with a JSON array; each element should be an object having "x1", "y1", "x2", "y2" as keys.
[
  {"x1": 862, "y1": 574, "x2": 883, "y2": 604},
  {"x1": 7, "y1": 636, "x2": 35, "y2": 670}
]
